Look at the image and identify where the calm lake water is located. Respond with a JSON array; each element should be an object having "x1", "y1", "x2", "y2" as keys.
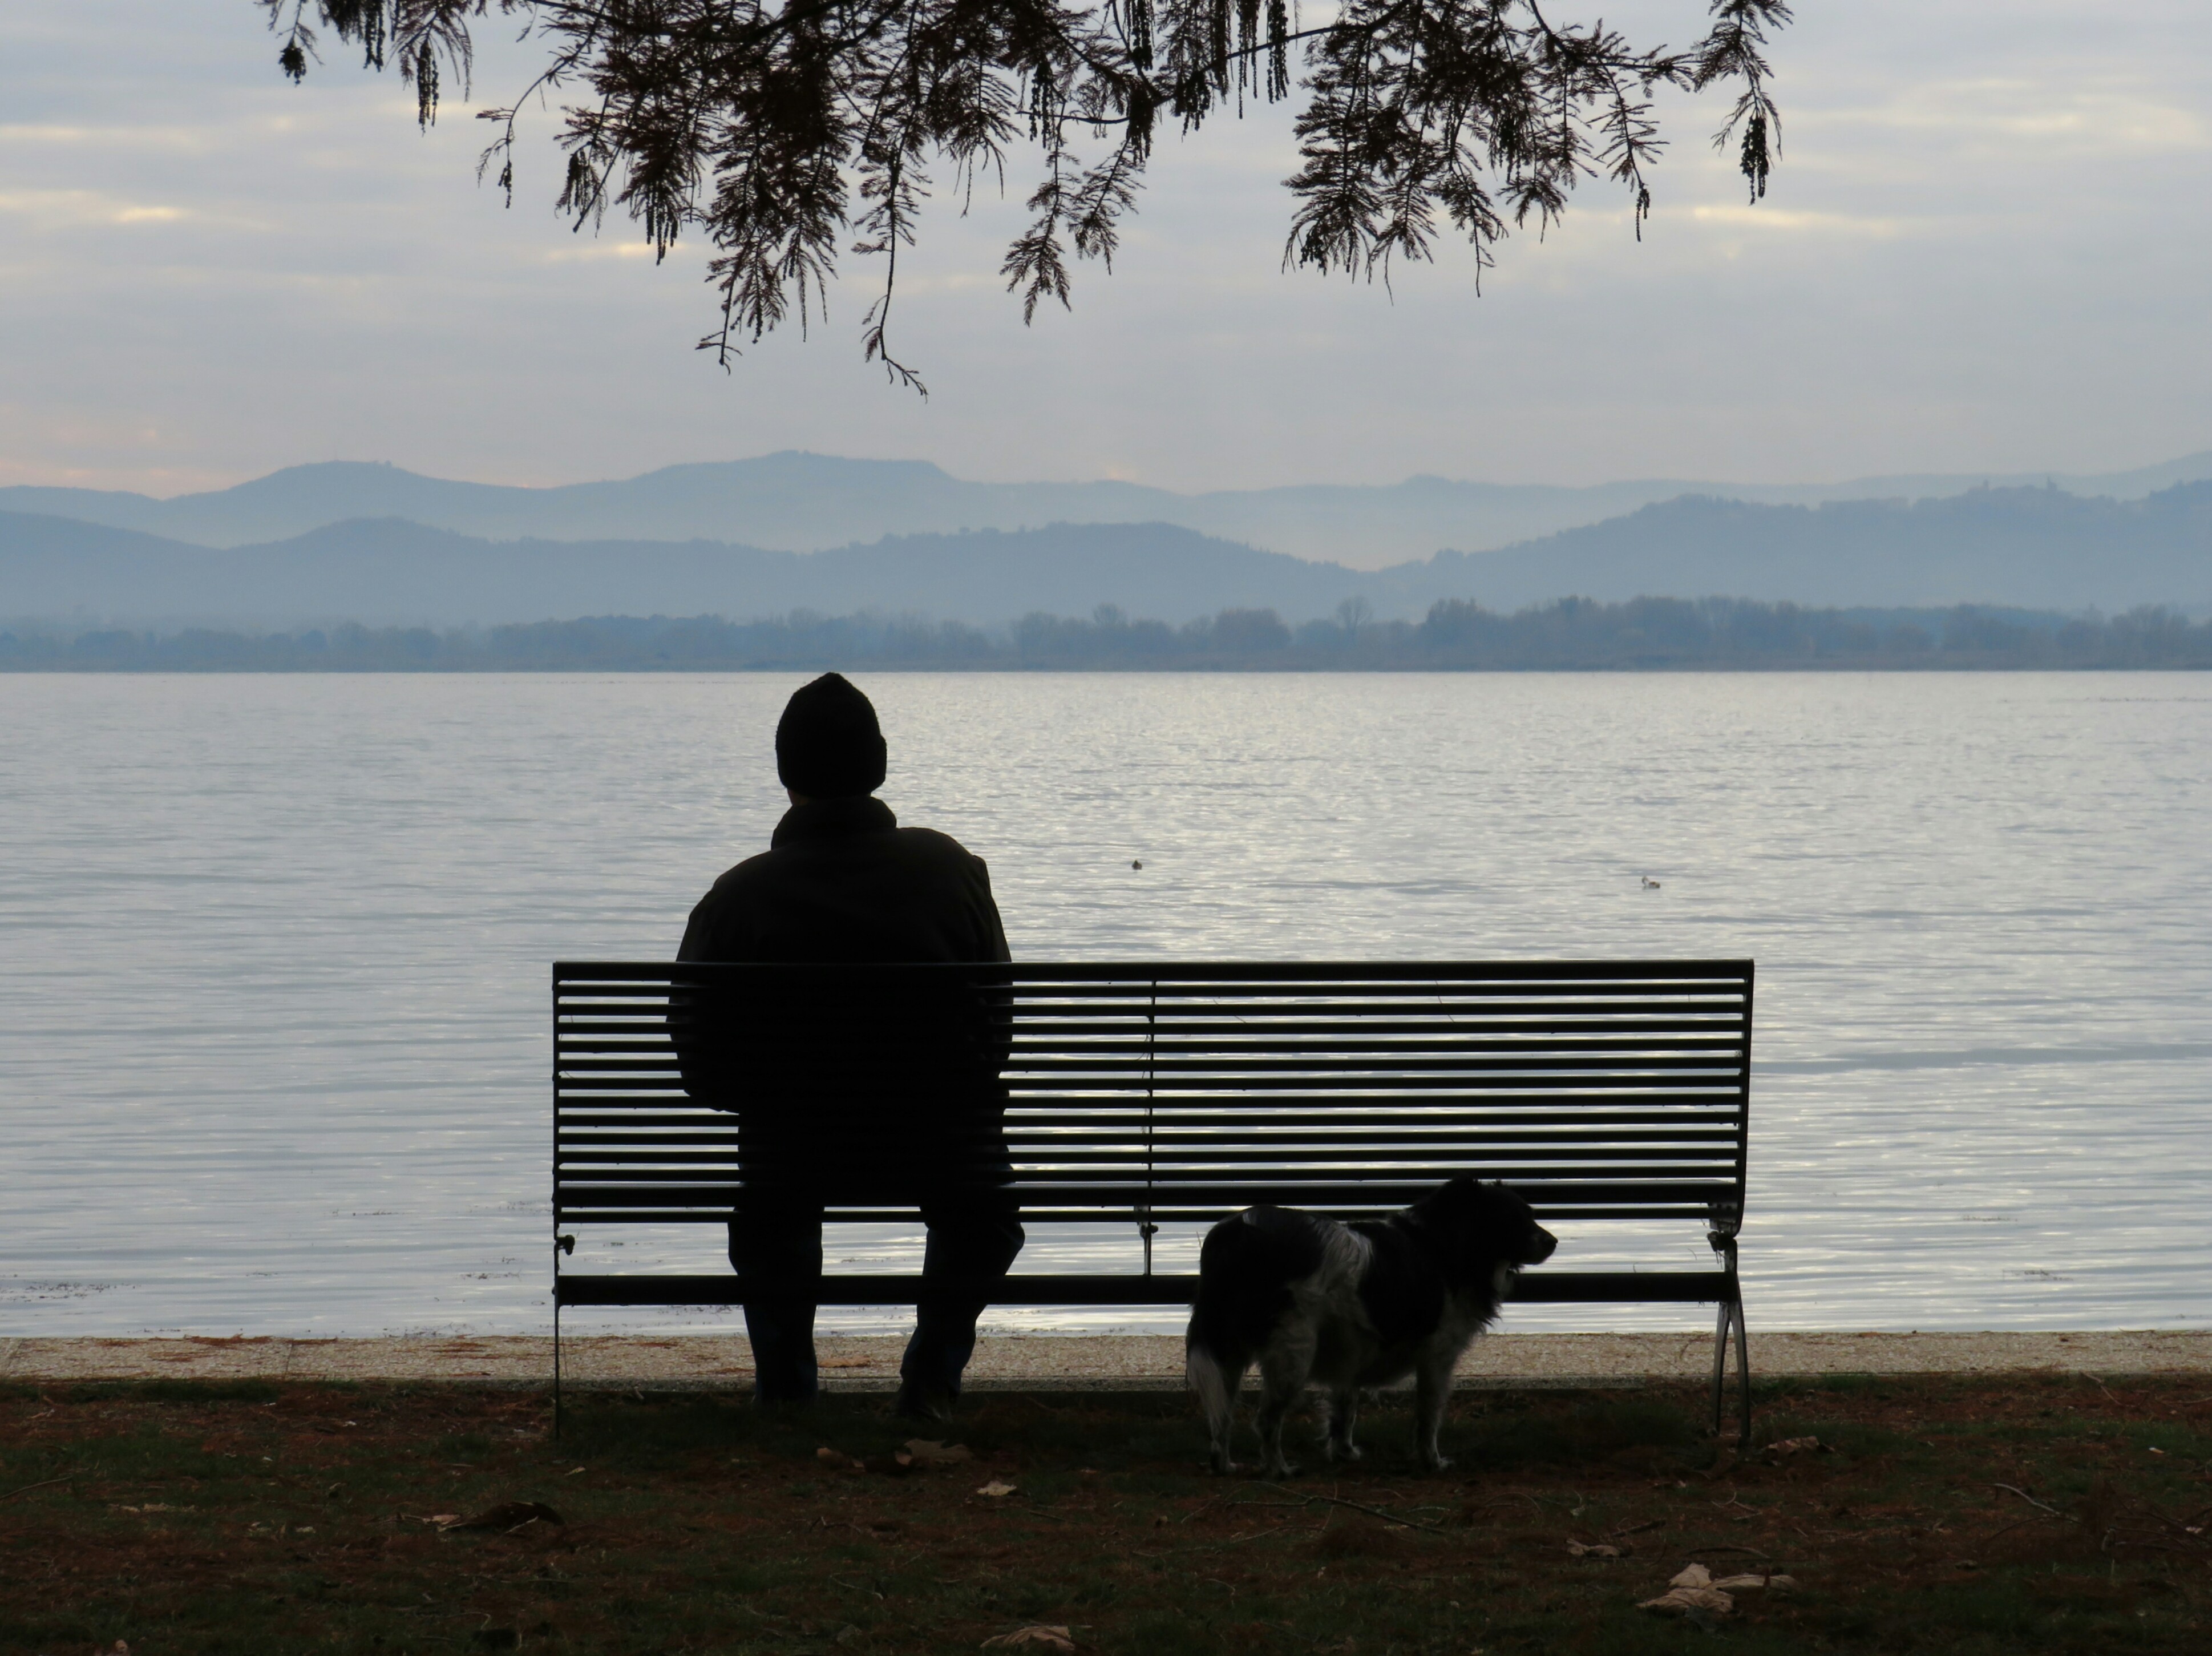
[{"x1": 3, "y1": 672, "x2": 2209, "y2": 1338}]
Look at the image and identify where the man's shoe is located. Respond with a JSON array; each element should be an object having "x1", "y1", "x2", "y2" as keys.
[
  {"x1": 753, "y1": 1380, "x2": 818, "y2": 1409},
  {"x1": 892, "y1": 1381, "x2": 956, "y2": 1423}
]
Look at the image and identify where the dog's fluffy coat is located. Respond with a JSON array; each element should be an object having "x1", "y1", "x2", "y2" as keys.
[{"x1": 1184, "y1": 1178, "x2": 1558, "y2": 1475}]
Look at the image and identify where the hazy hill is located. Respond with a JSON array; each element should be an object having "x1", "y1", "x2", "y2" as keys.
[
  {"x1": 6, "y1": 449, "x2": 2210, "y2": 567},
  {"x1": 0, "y1": 514, "x2": 1378, "y2": 629},
  {"x1": 1434, "y1": 483, "x2": 2212, "y2": 613}
]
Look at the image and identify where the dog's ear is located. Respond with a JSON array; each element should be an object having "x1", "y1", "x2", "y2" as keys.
[
  {"x1": 1418, "y1": 1175, "x2": 1493, "y2": 1242},
  {"x1": 1478, "y1": 1183, "x2": 1558, "y2": 1264},
  {"x1": 1468, "y1": 1180, "x2": 1527, "y2": 1235},
  {"x1": 1410, "y1": 1176, "x2": 1471, "y2": 1231}
]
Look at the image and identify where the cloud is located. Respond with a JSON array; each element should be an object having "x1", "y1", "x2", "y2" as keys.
[
  {"x1": 1688, "y1": 205, "x2": 1914, "y2": 239},
  {"x1": 1814, "y1": 78, "x2": 2212, "y2": 157},
  {"x1": 0, "y1": 122, "x2": 224, "y2": 150},
  {"x1": 0, "y1": 188, "x2": 208, "y2": 229}
]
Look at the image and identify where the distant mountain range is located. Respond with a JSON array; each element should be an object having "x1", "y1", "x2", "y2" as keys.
[
  {"x1": 6, "y1": 480, "x2": 2209, "y2": 628},
  {"x1": 0, "y1": 515, "x2": 1360, "y2": 629},
  {"x1": 5, "y1": 449, "x2": 2211, "y2": 567}
]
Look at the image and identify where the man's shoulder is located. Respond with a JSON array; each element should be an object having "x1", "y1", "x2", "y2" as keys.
[
  {"x1": 890, "y1": 825, "x2": 985, "y2": 867},
  {"x1": 695, "y1": 846, "x2": 781, "y2": 903}
]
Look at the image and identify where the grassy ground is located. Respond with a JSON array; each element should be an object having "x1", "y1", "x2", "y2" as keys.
[{"x1": 3, "y1": 1372, "x2": 2209, "y2": 1654}]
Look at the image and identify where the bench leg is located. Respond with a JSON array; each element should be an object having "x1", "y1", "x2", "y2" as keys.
[
  {"x1": 1710, "y1": 1296, "x2": 1752, "y2": 1448},
  {"x1": 1733, "y1": 1294, "x2": 1752, "y2": 1448},
  {"x1": 553, "y1": 1301, "x2": 563, "y2": 1441}
]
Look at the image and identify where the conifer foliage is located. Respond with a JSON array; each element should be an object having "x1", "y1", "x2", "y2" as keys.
[{"x1": 261, "y1": 1, "x2": 1789, "y2": 387}]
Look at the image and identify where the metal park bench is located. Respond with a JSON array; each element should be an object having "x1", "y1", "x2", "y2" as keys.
[{"x1": 552, "y1": 960, "x2": 1756, "y2": 1441}]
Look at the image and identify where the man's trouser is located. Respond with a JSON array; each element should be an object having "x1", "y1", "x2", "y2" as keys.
[{"x1": 729, "y1": 1185, "x2": 1025, "y2": 1404}]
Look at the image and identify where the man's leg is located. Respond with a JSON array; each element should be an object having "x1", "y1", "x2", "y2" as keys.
[
  {"x1": 901, "y1": 1186, "x2": 1024, "y2": 1416},
  {"x1": 730, "y1": 1195, "x2": 824, "y2": 1404}
]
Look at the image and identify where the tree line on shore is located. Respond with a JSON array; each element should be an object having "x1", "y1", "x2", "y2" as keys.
[{"x1": 5, "y1": 596, "x2": 2209, "y2": 671}]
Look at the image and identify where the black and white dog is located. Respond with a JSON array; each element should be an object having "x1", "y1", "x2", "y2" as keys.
[{"x1": 1185, "y1": 1178, "x2": 1557, "y2": 1475}]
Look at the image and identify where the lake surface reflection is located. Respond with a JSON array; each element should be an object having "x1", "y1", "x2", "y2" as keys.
[{"x1": 3, "y1": 672, "x2": 2207, "y2": 1335}]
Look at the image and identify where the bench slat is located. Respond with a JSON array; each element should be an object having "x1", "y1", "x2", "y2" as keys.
[
  {"x1": 551, "y1": 1270, "x2": 1734, "y2": 1307},
  {"x1": 560, "y1": 957, "x2": 1751, "y2": 978},
  {"x1": 558, "y1": 1126, "x2": 1741, "y2": 1149},
  {"x1": 555, "y1": 1114, "x2": 1745, "y2": 1138},
  {"x1": 558, "y1": 1075, "x2": 1742, "y2": 1097},
  {"x1": 554, "y1": 1178, "x2": 1741, "y2": 1206}
]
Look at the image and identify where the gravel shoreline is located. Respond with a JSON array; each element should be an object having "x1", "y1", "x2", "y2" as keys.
[{"x1": 6, "y1": 1330, "x2": 2207, "y2": 1391}]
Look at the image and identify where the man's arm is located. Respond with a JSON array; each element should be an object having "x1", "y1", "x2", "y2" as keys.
[
  {"x1": 676, "y1": 898, "x2": 711, "y2": 964},
  {"x1": 972, "y1": 857, "x2": 1012, "y2": 966},
  {"x1": 671, "y1": 888, "x2": 729, "y2": 1106},
  {"x1": 967, "y1": 857, "x2": 1015, "y2": 1077}
]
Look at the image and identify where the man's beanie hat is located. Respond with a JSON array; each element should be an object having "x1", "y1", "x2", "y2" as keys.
[{"x1": 776, "y1": 673, "x2": 887, "y2": 798}]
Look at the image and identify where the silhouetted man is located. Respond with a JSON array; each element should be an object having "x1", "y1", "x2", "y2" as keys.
[{"x1": 676, "y1": 673, "x2": 1022, "y2": 1419}]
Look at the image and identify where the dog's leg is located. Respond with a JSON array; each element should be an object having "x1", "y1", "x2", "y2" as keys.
[
  {"x1": 1414, "y1": 1349, "x2": 1456, "y2": 1472},
  {"x1": 1255, "y1": 1338, "x2": 1313, "y2": 1479},
  {"x1": 1323, "y1": 1388, "x2": 1362, "y2": 1463}
]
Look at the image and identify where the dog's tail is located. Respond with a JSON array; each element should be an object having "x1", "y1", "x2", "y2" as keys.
[
  {"x1": 1185, "y1": 1340, "x2": 1236, "y2": 1425},
  {"x1": 1186, "y1": 1206, "x2": 1327, "y2": 1371},
  {"x1": 1184, "y1": 1261, "x2": 1254, "y2": 1440},
  {"x1": 1186, "y1": 1206, "x2": 1328, "y2": 1473}
]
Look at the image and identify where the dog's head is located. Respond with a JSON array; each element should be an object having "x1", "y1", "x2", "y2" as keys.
[{"x1": 1414, "y1": 1177, "x2": 1558, "y2": 1281}]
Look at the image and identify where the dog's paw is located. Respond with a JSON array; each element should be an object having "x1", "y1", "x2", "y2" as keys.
[
  {"x1": 1323, "y1": 1440, "x2": 1363, "y2": 1463},
  {"x1": 1418, "y1": 1452, "x2": 1454, "y2": 1473},
  {"x1": 1262, "y1": 1459, "x2": 1300, "y2": 1479}
]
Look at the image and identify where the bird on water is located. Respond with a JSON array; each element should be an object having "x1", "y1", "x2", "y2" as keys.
[{"x1": 1641, "y1": 875, "x2": 1662, "y2": 890}]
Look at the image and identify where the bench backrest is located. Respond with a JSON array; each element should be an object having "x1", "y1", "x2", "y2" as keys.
[{"x1": 555, "y1": 961, "x2": 1753, "y2": 1234}]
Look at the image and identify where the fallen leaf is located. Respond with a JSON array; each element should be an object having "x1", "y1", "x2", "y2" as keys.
[
  {"x1": 1566, "y1": 1541, "x2": 1620, "y2": 1558},
  {"x1": 1713, "y1": 1574, "x2": 1799, "y2": 1593},
  {"x1": 976, "y1": 1480, "x2": 1018, "y2": 1498},
  {"x1": 902, "y1": 1439, "x2": 974, "y2": 1466},
  {"x1": 981, "y1": 1629, "x2": 1074, "y2": 1652},
  {"x1": 834, "y1": 1625, "x2": 866, "y2": 1645},
  {"x1": 446, "y1": 1501, "x2": 565, "y2": 1531},
  {"x1": 1669, "y1": 1564, "x2": 1713, "y2": 1589},
  {"x1": 1765, "y1": 1436, "x2": 1825, "y2": 1457},
  {"x1": 418, "y1": 1514, "x2": 461, "y2": 1526},
  {"x1": 818, "y1": 1447, "x2": 863, "y2": 1471},
  {"x1": 1639, "y1": 1586, "x2": 1734, "y2": 1617}
]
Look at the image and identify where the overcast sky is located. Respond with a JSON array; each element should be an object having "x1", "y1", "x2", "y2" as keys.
[{"x1": 4, "y1": 2, "x2": 2209, "y2": 497}]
